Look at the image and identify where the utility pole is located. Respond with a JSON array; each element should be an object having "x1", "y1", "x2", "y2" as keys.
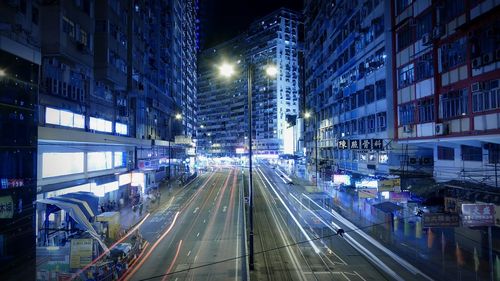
[{"x1": 247, "y1": 63, "x2": 255, "y2": 271}]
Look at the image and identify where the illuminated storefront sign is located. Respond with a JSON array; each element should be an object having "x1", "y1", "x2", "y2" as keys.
[{"x1": 333, "y1": 174, "x2": 351, "y2": 185}]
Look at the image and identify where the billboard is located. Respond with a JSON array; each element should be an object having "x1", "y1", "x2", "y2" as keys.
[
  {"x1": 461, "y1": 203, "x2": 496, "y2": 227},
  {"x1": 422, "y1": 213, "x2": 460, "y2": 228},
  {"x1": 70, "y1": 239, "x2": 93, "y2": 269},
  {"x1": 378, "y1": 178, "x2": 401, "y2": 192},
  {"x1": 358, "y1": 188, "x2": 377, "y2": 198},
  {"x1": 175, "y1": 135, "x2": 192, "y2": 145},
  {"x1": 333, "y1": 174, "x2": 351, "y2": 185}
]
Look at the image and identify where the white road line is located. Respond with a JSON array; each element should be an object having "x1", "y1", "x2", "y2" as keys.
[
  {"x1": 187, "y1": 250, "x2": 191, "y2": 257},
  {"x1": 193, "y1": 207, "x2": 199, "y2": 214},
  {"x1": 196, "y1": 232, "x2": 200, "y2": 237}
]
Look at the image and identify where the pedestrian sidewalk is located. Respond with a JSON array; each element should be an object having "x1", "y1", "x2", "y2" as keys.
[{"x1": 117, "y1": 175, "x2": 184, "y2": 234}]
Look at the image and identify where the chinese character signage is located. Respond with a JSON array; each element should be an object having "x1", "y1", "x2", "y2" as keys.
[
  {"x1": 349, "y1": 139, "x2": 359, "y2": 149},
  {"x1": 361, "y1": 139, "x2": 372, "y2": 150},
  {"x1": 461, "y1": 203, "x2": 496, "y2": 227},
  {"x1": 372, "y1": 139, "x2": 384, "y2": 150},
  {"x1": 337, "y1": 139, "x2": 384, "y2": 150},
  {"x1": 338, "y1": 139, "x2": 348, "y2": 149},
  {"x1": 422, "y1": 213, "x2": 460, "y2": 228}
]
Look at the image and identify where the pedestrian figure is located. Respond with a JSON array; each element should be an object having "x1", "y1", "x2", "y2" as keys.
[{"x1": 336, "y1": 228, "x2": 345, "y2": 237}]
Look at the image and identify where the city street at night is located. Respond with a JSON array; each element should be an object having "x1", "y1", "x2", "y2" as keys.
[{"x1": 1, "y1": 0, "x2": 500, "y2": 281}]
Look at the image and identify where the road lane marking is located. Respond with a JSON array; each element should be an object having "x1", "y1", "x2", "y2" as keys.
[
  {"x1": 193, "y1": 207, "x2": 199, "y2": 214},
  {"x1": 187, "y1": 251, "x2": 191, "y2": 257},
  {"x1": 203, "y1": 219, "x2": 206, "y2": 223},
  {"x1": 196, "y1": 232, "x2": 200, "y2": 237},
  {"x1": 161, "y1": 240, "x2": 183, "y2": 281},
  {"x1": 222, "y1": 206, "x2": 227, "y2": 212}
]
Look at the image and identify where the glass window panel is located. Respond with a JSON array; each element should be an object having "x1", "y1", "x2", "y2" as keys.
[
  {"x1": 60, "y1": 110, "x2": 73, "y2": 127},
  {"x1": 42, "y1": 152, "x2": 84, "y2": 178},
  {"x1": 46, "y1": 107, "x2": 60, "y2": 125},
  {"x1": 74, "y1": 114, "x2": 85, "y2": 128}
]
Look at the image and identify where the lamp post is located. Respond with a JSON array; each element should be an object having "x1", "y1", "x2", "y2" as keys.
[
  {"x1": 305, "y1": 111, "x2": 319, "y2": 187},
  {"x1": 168, "y1": 113, "x2": 182, "y2": 181},
  {"x1": 217, "y1": 61, "x2": 277, "y2": 271}
]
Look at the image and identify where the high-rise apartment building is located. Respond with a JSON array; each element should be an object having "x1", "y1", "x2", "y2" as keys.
[
  {"x1": 392, "y1": 0, "x2": 500, "y2": 187},
  {"x1": 197, "y1": 8, "x2": 302, "y2": 157},
  {"x1": 0, "y1": 0, "x2": 198, "y2": 279},
  {"x1": 304, "y1": 0, "x2": 429, "y2": 184},
  {"x1": 197, "y1": 36, "x2": 248, "y2": 156}
]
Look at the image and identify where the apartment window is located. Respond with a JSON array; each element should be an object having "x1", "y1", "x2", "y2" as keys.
[
  {"x1": 357, "y1": 90, "x2": 365, "y2": 106},
  {"x1": 440, "y1": 88, "x2": 468, "y2": 119},
  {"x1": 487, "y1": 144, "x2": 500, "y2": 164},
  {"x1": 62, "y1": 17, "x2": 75, "y2": 38},
  {"x1": 415, "y1": 52, "x2": 434, "y2": 81},
  {"x1": 114, "y1": 152, "x2": 124, "y2": 167},
  {"x1": 376, "y1": 80, "x2": 386, "y2": 100},
  {"x1": 366, "y1": 86, "x2": 375, "y2": 104},
  {"x1": 367, "y1": 115, "x2": 376, "y2": 133},
  {"x1": 377, "y1": 112, "x2": 387, "y2": 131},
  {"x1": 397, "y1": 23, "x2": 414, "y2": 51},
  {"x1": 358, "y1": 117, "x2": 366, "y2": 134},
  {"x1": 461, "y1": 145, "x2": 482, "y2": 162},
  {"x1": 418, "y1": 98, "x2": 435, "y2": 123},
  {"x1": 398, "y1": 63, "x2": 414, "y2": 88},
  {"x1": 32, "y1": 7, "x2": 39, "y2": 25},
  {"x1": 440, "y1": 0, "x2": 465, "y2": 23},
  {"x1": 438, "y1": 146, "x2": 454, "y2": 160},
  {"x1": 441, "y1": 38, "x2": 466, "y2": 71},
  {"x1": 396, "y1": 0, "x2": 413, "y2": 14},
  {"x1": 416, "y1": 11, "x2": 432, "y2": 38},
  {"x1": 473, "y1": 88, "x2": 500, "y2": 113},
  {"x1": 399, "y1": 103, "x2": 415, "y2": 125}
]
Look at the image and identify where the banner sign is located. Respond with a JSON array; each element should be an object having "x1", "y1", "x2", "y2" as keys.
[
  {"x1": 70, "y1": 239, "x2": 93, "y2": 269},
  {"x1": 358, "y1": 188, "x2": 377, "y2": 198},
  {"x1": 0, "y1": 196, "x2": 14, "y2": 219},
  {"x1": 461, "y1": 203, "x2": 496, "y2": 227},
  {"x1": 175, "y1": 135, "x2": 192, "y2": 145},
  {"x1": 378, "y1": 178, "x2": 401, "y2": 192},
  {"x1": 422, "y1": 213, "x2": 460, "y2": 228},
  {"x1": 337, "y1": 139, "x2": 384, "y2": 150}
]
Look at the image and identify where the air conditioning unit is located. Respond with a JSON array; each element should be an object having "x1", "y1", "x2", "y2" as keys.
[
  {"x1": 435, "y1": 123, "x2": 448, "y2": 135},
  {"x1": 472, "y1": 57, "x2": 483, "y2": 69},
  {"x1": 471, "y1": 82, "x2": 482, "y2": 92},
  {"x1": 483, "y1": 52, "x2": 493, "y2": 65},
  {"x1": 403, "y1": 124, "x2": 413, "y2": 133},
  {"x1": 422, "y1": 33, "x2": 431, "y2": 45}
]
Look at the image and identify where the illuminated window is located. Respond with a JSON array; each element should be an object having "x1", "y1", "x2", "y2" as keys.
[
  {"x1": 89, "y1": 117, "x2": 113, "y2": 133},
  {"x1": 114, "y1": 151, "x2": 124, "y2": 167},
  {"x1": 42, "y1": 152, "x2": 84, "y2": 178},
  {"x1": 87, "y1": 152, "x2": 113, "y2": 172},
  {"x1": 115, "y1": 122, "x2": 128, "y2": 135},
  {"x1": 45, "y1": 107, "x2": 85, "y2": 129}
]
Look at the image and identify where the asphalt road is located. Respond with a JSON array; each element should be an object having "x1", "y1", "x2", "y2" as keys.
[
  {"x1": 255, "y1": 163, "x2": 433, "y2": 281},
  {"x1": 119, "y1": 164, "x2": 432, "y2": 281},
  {"x1": 122, "y1": 168, "x2": 246, "y2": 281}
]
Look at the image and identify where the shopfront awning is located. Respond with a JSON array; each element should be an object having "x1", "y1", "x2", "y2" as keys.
[
  {"x1": 373, "y1": 202, "x2": 404, "y2": 213},
  {"x1": 37, "y1": 194, "x2": 108, "y2": 252}
]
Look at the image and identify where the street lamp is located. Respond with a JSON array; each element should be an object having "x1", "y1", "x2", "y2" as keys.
[
  {"x1": 169, "y1": 113, "x2": 182, "y2": 181},
  {"x1": 304, "y1": 111, "x2": 319, "y2": 187},
  {"x1": 216, "y1": 60, "x2": 277, "y2": 271},
  {"x1": 0, "y1": 69, "x2": 6, "y2": 77}
]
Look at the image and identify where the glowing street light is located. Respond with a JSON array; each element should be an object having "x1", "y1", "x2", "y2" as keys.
[
  {"x1": 175, "y1": 113, "x2": 182, "y2": 120},
  {"x1": 304, "y1": 111, "x2": 312, "y2": 119},
  {"x1": 218, "y1": 62, "x2": 235, "y2": 78},
  {"x1": 265, "y1": 64, "x2": 278, "y2": 77},
  {"x1": 0, "y1": 69, "x2": 6, "y2": 77}
]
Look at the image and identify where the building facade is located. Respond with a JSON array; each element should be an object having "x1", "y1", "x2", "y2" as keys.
[
  {"x1": 304, "y1": 0, "x2": 430, "y2": 184},
  {"x1": 0, "y1": 1, "x2": 41, "y2": 278},
  {"x1": 197, "y1": 8, "x2": 303, "y2": 157},
  {"x1": 197, "y1": 36, "x2": 249, "y2": 156},
  {"x1": 392, "y1": 0, "x2": 500, "y2": 187},
  {"x1": 0, "y1": 0, "x2": 198, "y2": 279}
]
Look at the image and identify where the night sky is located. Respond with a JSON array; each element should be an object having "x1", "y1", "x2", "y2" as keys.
[{"x1": 199, "y1": 0, "x2": 303, "y2": 50}]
